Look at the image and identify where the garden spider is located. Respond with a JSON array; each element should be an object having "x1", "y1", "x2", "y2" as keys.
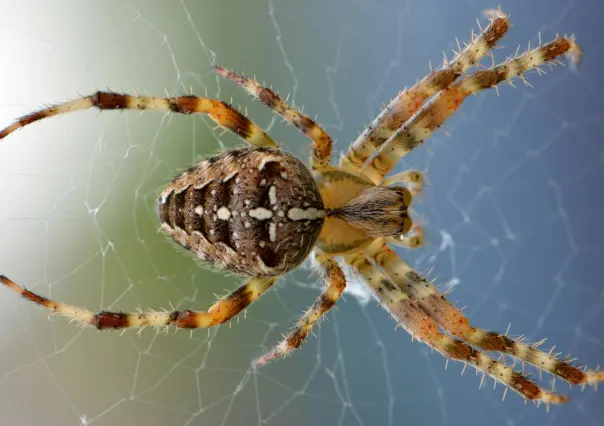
[{"x1": 0, "y1": 9, "x2": 600, "y2": 407}]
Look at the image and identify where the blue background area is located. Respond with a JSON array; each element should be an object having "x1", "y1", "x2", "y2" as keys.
[{"x1": 0, "y1": 0, "x2": 602, "y2": 425}]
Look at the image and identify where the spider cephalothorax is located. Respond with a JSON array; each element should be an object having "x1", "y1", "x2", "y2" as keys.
[{"x1": 1, "y1": 9, "x2": 601, "y2": 407}]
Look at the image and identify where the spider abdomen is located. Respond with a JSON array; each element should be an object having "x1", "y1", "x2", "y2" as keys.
[{"x1": 157, "y1": 147, "x2": 325, "y2": 276}]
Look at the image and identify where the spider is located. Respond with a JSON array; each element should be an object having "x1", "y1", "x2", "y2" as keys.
[{"x1": 0, "y1": 9, "x2": 600, "y2": 407}]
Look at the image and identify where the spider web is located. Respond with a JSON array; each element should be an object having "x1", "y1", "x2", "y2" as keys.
[{"x1": 0, "y1": 0, "x2": 603, "y2": 425}]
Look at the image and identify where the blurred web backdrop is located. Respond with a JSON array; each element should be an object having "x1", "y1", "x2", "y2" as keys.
[{"x1": 0, "y1": 0, "x2": 603, "y2": 425}]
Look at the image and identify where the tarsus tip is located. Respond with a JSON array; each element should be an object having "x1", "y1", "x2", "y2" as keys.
[
  {"x1": 483, "y1": 6, "x2": 507, "y2": 20},
  {"x1": 567, "y1": 36, "x2": 583, "y2": 69}
]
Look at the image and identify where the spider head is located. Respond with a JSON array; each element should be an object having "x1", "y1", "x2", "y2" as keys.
[{"x1": 326, "y1": 186, "x2": 413, "y2": 237}]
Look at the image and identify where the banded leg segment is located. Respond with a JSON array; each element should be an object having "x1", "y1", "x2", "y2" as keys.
[
  {"x1": 0, "y1": 275, "x2": 276, "y2": 330},
  {"x1": 341, "y1": 10, "x2": 510, "y2": 174},
  {"x1": 0, "y1": 91, "x2": 277, "y2": 148},
  {"x1": 255, "y1": 255, "x2": 346, "y2": 366},
  {"x1": 214, "y1": 65, "x2": 333, "y2": 170},
  {"x1": 346, "y1": 253, "x2": 567, "y2": 404},
  {"x1": 362, "y1": 36, "x2": 582, "y2": 182},
  {"x1": 366, "y1": 239, "x2": 604, "y2": 387}
]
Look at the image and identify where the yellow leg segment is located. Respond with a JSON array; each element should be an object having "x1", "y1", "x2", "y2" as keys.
[
  {"x1": 366, "y1": 239, "x2": 604, "y2": 387},
  {"x1": 362, "y1": 36, "x2": 582, "y2": 183},
  {"x1": 346, "y1": 252, "x2": 568, "y2": 405},
  {"x1": 255, "y1": 255, "x2": 346, "y2": 366},
  {"x1": 0, "y1": 275, "x2": 276, "y2": 330},
  {"x1": 0, "y1": 91, "x2": 277, "y2": 148},
  {"x1": 341, "y1": 9, "x2": 510, "y2": 174},
  {"x1": 215, "y1": 65, "x2": 333, "y2": 170}
]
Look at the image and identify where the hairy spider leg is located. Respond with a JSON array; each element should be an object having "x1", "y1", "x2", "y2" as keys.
[
  {"x1": 214, "y1": 65, "x2": 333, "y2": 170},
  {"x1": 0, "y1": 92, "x2": 277, "y2": 148},
  {"x1": 0, "y1": 275, "x2": 276, "y2": 329},
  {"x1": 362, "y1": 36, "x2": 582, "y2": 183},
  {"x1": 341, "y1": 9, "x2": 510, "y2": 176},
  {"x1": 366, "y1": 239, "x2": 604, "y2": 388},
  {"x1": 346, "y1": 253, "x2": 569, "y2": 405},
  {"x1": 255, "y1": 255, "x2": 346, "y2": 366}
]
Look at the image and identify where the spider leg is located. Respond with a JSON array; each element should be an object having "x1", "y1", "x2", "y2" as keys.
[
  {"x1": 0, "y1": 275, "x2": 277, "y2": 330},
  {"x1": 346, "y1": 252, "x2": 568, "y2": 405},
  {"x1": 383, "y1": 170, "x2": 425, "y2": 197},
  {"x1": 366, "y1": 239, "x2": 604, "y2": 388},
  {"x1": 0, "y1": 92, "x2": 277, "y2": 148},
  {"x1": 382, "y1": 169, "x2": 424, "y2": 190},
  {"x1": 388, "y1": 223, "x2": 424, "y2": 249},
  {"x1": 214, "y1": 65, "x2": 333, "y2": 170},
  {"x1": 362, "y1": 36, "x2": 582, "y2": 183},
  {"x1": 340, "y1": 9, "x2": 509, "y2": 175},
  {"x1": 254, "y1": 254, "x2": 346, "y2": 366}
]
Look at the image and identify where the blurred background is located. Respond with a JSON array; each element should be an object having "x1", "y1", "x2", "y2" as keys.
[{"x1": 0, "y1": 0, "x2": 603, "y2": 425}]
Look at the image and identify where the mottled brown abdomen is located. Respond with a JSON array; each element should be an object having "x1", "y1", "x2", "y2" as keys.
[{"x1": 157, "y1": 147, "x2": 324, "y2": 276}]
